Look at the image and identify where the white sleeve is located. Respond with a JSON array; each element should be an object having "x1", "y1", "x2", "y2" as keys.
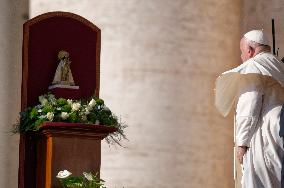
[{"x1": 235, "y1": 79, "x2": 263, "y2": 147}]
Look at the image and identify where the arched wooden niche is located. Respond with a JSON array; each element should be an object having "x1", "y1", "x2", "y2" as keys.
[
  {"x1": 22, "y1": 11, "x2": 101, "y2": 110},
  {"x1": 19, "y1": 12, "x2": 102, "y2": 188}
]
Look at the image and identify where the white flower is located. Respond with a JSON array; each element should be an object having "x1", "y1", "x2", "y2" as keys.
[
  {"x1": 46, "y1": 112, "x2": 54, "y2": 121},
  {"x1": 84, "y1": 105, "x2": 93, "y2": 115},
  {"x1": 39, "y1": 96, "x2": 48, "y2": 106},
  {"x1": 85, "y1": 109, "x2": 90, "y2": 115},
  {"x1": 61, "y1": 112, "x2": 69, "y2": 120},
  {"x1": 81, "y1": 115, "x2": 87, "y2": 121},
  {"x1": 83, "y1": 172, "x2": 93, "y2": 181},
  {"x1": 95, "y1": 120, "x2": 100, "y2": 124},
  {"x1": 86, "y1": 105, "x2": 92, "y2": 111},
  {"x1": 88, "y1": 99, "x2": 96, "y2": 108},
  {"x1": 57, "y1": 107, "x2": 62, "y2": 111},
  {"x1": 71, "y1": 102, "x2": 81, "y2": 111},
  {"x1": 67, "y1": 99, "x2": 73, "y2": 105},
  {"x1": 38, "y1": 109, "x2": 42, "y2": 113},
  {"x1": 56, "y1": 170, "x2": 72, "y2": 179},
  {"x1": 39, "y1": 115, "x2": 46, "y2": 119}
]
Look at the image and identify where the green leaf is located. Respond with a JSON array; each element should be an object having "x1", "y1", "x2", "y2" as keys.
[
  {"x1": 29, "y1": 107, "x2": 38, "y2": 119},
  {"x1": 57, "y1": 98, "x2": 68, "y2": 106},
  {"x1": 96, "y1": 99, "x2": 104, "y2": 106},
  {"x1": 42, "y1": 105, "x2": 53, "y2": 114},
  {"x1": 68, "y1": 112, "x2": 79, "y2": 123},
  {"x1": 62, "y1": 104, "x2": 72, "y2": 112}
]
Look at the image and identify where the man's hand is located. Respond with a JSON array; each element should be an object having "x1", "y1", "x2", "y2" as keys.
[{"x1": 237, "y1": 146, "x2": 248, "y2": 164}]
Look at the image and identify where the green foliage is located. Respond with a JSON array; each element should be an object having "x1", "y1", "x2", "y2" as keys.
[
  {"x1": 29, "y1": 107, "x2": 38, "y2": 119},
  {"x1": 42, "y1": 105, "x2": 53, "y2": 113},
  {"x1": 14, "y1": 93, "x2": 127, "y2": 146},
  {"x1": 60, "y1": 177, "x2": 84, "y2": 188},
  {"x1": 57, "y1": 172, "x2": 107, "y2": 188},
  {"x1": 62, "y1": 104, "x2": 72, "y2": 112},
  {"x1": 68, "y1": 112, "x2": 79, "y2": 123},
  {"x1": 88, "y1": 112, "x2": 98, "y2": 123},
  {"x1": 57, "y1": 98, "x2": 68, "y2": 106},
  {"x1": 96, "y1": 99, "x2": 104, "y2": 106}
]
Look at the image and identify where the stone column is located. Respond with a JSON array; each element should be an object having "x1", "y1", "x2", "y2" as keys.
[
  {"x1": 31, "y1": 1, "x2": 241, "y2": 187},
  {"x1": 0, "y1": 0, "x2": 28, "y2": 187}
]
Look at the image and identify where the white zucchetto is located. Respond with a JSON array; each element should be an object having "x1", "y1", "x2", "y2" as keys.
[{"x1": 244, "y1": 30, "x2": 269, "y2": 46}]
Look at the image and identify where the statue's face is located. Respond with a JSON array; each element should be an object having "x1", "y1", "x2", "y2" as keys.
[{"x1": 62, "y1": 56, "x2": 70, "y2": 63}]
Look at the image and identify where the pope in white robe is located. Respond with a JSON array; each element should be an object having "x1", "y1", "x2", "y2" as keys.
[{"x1": 215, "y1": 30, "x2": 284, "y2": 188}]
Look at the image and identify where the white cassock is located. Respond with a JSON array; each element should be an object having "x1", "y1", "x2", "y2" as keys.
[{"x1": 215, "y1": 52, "x2": 284, "y2": 188}]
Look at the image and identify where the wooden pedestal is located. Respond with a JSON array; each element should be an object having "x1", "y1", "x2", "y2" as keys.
[
  {"x1": 19, "y1": 122, "x2": 116, "y2": 188},
  {"x1": 20, "y1": 12, "x2": 104, "y2": 188}
]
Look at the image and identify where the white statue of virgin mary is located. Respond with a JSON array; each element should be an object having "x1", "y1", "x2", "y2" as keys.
[
  {"x1": 49, "y1": 50, "x2": 79, "y2": 90},
  {"x1": 52, "y1": 50, "x2": 75, "y2": 85}
]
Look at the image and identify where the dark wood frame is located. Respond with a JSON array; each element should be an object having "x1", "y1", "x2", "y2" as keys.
[
  {"x1": 19, "y1": 11, "x2": 103, "y2": 188},
  {"x1": 21, "y1": 11, "x2": 101, "y2": 111}
]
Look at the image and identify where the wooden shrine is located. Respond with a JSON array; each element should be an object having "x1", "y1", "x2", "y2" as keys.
[{"x1": 18, "y1": 12, "x2": 116, "y2": 188}]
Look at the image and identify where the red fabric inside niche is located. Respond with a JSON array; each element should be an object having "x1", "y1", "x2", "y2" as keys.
[{"x1": 26, "y1": 16, "x2": 99, "y2": 107}]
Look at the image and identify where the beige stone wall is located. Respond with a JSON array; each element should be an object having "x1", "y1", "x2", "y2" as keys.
[
  {"x1": 31, "y1": 1, "x2": 241, "y2": 187},
  {"x1": 0, "y1": 0, "x2": 28, "y2": 187}
]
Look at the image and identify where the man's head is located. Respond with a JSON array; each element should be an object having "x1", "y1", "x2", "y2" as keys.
[{"x1": 240, "y1": 30, "x2": 271, "y2": 62}]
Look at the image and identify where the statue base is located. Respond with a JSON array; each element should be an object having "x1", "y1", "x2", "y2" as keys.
[
  {"x1": 48, "y1": 84, "x2": 79, "y2": 90},
  {"x1": 48, "y1": 85, "x2": 81, "y2": 100}
]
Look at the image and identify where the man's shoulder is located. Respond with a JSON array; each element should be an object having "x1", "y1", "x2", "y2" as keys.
[
  {"x1": 253, "y1": 52, "x2": 280, "y2": 64},
  {"x1": 240, "y1": 52, "x2": 281, "y2": 73},
  {"x1": 222, "y1": 52, "x2": 284, "y2": 76},
  {"x1": 227, "y1": 58, "x2": 260, "y2": 75}
]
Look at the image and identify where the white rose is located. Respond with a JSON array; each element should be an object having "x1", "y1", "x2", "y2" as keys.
[
  {"x1": 88, "y1": 99, "x2": 96, "y2": 108},
  {"x1": 61, "y1": 112, "x2": 69, "y2": 120},
  {"x1": 95, "y1": 120, "x2": 100, "y2": 124},
  {"x1": 71, "y1": 102, "x2": 81, "y2": 111},
  {"x1": 83, "y1": 172, "x2": 93, "y2": 181},
  {"x1": 56, "y1": 170, "x2": 72, "y2": 179},
  {"x1": 46, "y1": 112, "x2": 54, "y2": 121},
  {"x1": 67, "y1": 99, "x2": 73, "y2": 105}
]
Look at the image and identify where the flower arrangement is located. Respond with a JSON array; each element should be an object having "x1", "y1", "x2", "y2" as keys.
[
  {"x1": 56, "y1": 170, "x2": 107, "y2": 188},
  {"x1": 14, "y1": 93, "x2": 127, "y2": 145}
]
